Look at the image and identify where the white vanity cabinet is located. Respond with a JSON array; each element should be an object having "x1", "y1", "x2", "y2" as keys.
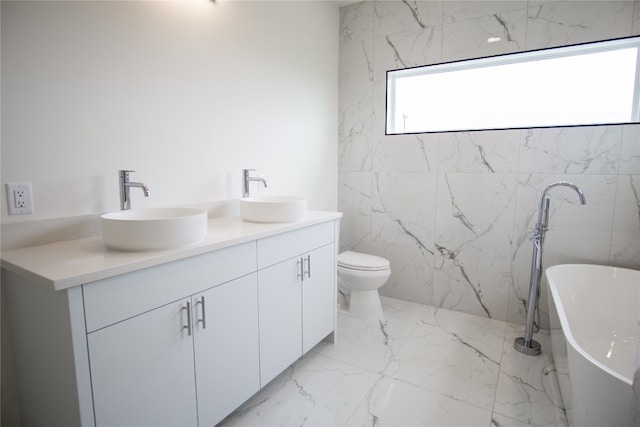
[
  {"x1": 87, "y1": 273, "x2": 260, "y2": 427},
  {"x1": 192, "y1": 274, "x2": 260, "y2": 426},
  {"x1": 301, "y1": 243, "x2": 336, "y2": 353},
  {"x1": 1, "y1": 214, "x2": 340, "y2": 427},
  {"x1": 257, "y1": 221, "x2": 336, "y2": 385},
  {"x1": 84, "y1": 243, "x2": 260, "y2": 427},
  {"x1": 87, "y1": 297, "x2": 199, "y2": 426}
]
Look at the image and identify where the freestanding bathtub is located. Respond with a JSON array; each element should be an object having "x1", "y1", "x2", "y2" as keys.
[{"x1": 546, "y1": 264, "x2": 640, "y2": 427}]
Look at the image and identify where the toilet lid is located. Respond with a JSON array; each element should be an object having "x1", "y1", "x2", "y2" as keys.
[{"x1": 338, "y1": 251, "x2": 390, "y2": 271}]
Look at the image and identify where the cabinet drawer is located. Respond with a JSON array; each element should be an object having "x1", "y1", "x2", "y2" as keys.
[
  {"x1": 257, "y1": 221, "x2": 335, "y2": 270},
  {"x1": 83, "y1": 242, "x2": 256, "y2": 332}
]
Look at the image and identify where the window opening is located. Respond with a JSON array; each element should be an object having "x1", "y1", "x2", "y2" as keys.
[{"x1": 386, "y1": 36, "x2": 640, "y2": 134}]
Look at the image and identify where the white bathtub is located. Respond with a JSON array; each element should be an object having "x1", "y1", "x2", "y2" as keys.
[{"x1": 546, "y1": 264, "x2": 640, "y2": 427}]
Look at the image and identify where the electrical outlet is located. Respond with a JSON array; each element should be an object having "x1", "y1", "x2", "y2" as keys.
[{"x1": 6, "y1": 183, "x2": 34, "y2": 215}]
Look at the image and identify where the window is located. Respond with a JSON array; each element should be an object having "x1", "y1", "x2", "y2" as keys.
[{"x1": 386, "y1": 36, "x2": 640, "y2": 134}]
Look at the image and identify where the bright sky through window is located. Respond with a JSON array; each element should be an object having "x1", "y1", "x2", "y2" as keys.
[{"x1": 386, "y1": 36, "x2": 640, "y2": 134}]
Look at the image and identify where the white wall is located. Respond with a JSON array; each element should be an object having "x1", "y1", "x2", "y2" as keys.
[
  {"x1": 1, "y1": 3, "x2": 338, "y2": 424},
  {"x1": 1, "y1": 1, "x2": 339, "y2": 234},
  {"x1": 338, "y1": 0, "x2": 640, "y2": 326}
]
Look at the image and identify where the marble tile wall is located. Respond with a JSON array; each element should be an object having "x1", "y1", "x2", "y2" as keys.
[{"x1": 338, "y1": 0, "x2": 640, "y2": 326}]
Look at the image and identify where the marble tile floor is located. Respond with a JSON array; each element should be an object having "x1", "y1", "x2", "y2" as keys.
[{"x1": 218, "y1": 297, "x2": 567, "y2": 427}]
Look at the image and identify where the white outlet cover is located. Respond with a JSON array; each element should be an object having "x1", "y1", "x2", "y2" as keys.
[{"x1": 6, "y1": 182, "x2": 33, "y2": 215}]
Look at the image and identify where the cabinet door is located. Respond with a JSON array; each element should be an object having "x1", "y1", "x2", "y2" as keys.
[
  {"x1": 88, "y1": 299, "x2": 197, "y2": 427},
  {"x1": 193, "y1": 274, "x2": 260, "y2": 426},
  {"x1": 258, "y1": 257, "x2": 302, "y2": 386},
  {"x1": 302, "y1": 243, "x2": 336, "y2": 353}
]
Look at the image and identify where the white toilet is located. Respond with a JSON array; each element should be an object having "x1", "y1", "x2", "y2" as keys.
[{"x1": 337, "y1": 251, "x2": 391, "y2": 321}]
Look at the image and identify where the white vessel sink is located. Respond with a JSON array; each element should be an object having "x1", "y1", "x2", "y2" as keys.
[
  {"x1": 101, "y1": 207, "x2": 208, "y2": 251},
  {"x1": 240, "y1": 196, "x2": 307, "y2": 223}
]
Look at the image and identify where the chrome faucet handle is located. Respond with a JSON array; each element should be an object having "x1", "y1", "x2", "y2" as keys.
[{"x1": 542, "y1": 198, "x2": 550, "y2": 230}]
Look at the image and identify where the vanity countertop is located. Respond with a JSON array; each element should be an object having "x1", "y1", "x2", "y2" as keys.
[{"x1": 0, "y1": 211, "x2": 342, "y2": 291}]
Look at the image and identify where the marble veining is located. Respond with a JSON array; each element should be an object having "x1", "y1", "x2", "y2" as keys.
[
  {"x1": 434, "y1": 173, "x2": 517, "y2": 320},
  {"x1": 219, "y1": 297, "x2": 566, "y2": 427},
  {"x1": 399, "y1": 0, "x2": 428, "y2": 29},
  {"x1": 525, "y1": 2, "x2": 635, "y2": 49},
  {"x1": 340, "y1": 2, "x2": 374, "y2": 44},
  {"x1": 520, "y1": 127, "x2": 623, "y2": 175},
  {"x1": 435, "y1": 242, "x2": 492, "y2": 318},
  {"x1": 373, "y1": 133, "x2": 438, "y2": 172},
  {"x1": 610, "y1": 174, "x2": 640, "y2": 268},
  {"x1": 620, "y1": 125, "x2": 640, "y2": 174},
  {"x1": 374, "y1": 1, "x2": 443, "y2": 36},
  {"x1": 339, "y1": 0, "x2": 640, "y2": 326},
  {"x1": 494, "y1": 13, "x2": 515, "y2": 44},
  {"x1": 442, "y1": 8, "x2": 525, "y2": 61},
  {"x1": 443, "y1": 1, "x2": 526, "y2": 24},
  {"x1": 438, "y1": 131, "x2": 520, "y2": 173},
  {"x1": 384, "y1": 36, "x2": 409, "y2": 69}
]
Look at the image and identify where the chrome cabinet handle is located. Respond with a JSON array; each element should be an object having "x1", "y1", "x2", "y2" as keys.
[
  {"x1": 297, "y1": 258, "x2": 304, "y2": 280},
  {"x1": 304, "y1": 255, "x2": 311, "y2": 278},
  {"x1": 182, "y1": 301, "x2": 192, "y2": 336},
  {"x1": 196, "y1": 296, "x2": 206, "y2": 329}
]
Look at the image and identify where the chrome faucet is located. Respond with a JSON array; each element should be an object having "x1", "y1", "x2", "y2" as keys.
[
  {"x1": 242, "y1": 169, "x2": 268, "y2": 198},
  {"x1": 515, "y1": 181, "x2": 586, "y2": 356},
  {"x1": 119, "y1": 170, "x2": 151, "y2": 210}
]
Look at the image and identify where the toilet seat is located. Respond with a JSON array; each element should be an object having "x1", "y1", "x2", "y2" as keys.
[{"x1": 338, "y1": 251, "x2": 390, "y2": 272}]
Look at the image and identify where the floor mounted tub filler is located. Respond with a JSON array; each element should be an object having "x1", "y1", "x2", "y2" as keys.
[{"x1": 546, "y1": 264, "x2": 640, "y2": 427}]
